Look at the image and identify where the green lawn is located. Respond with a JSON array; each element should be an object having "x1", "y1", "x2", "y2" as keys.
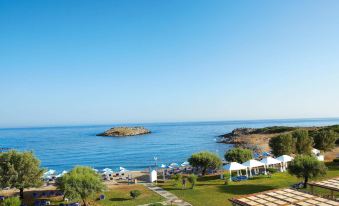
[
  {"x1": 159, "y1": 162, "x2": 339, "y2": 206},
  {"x1": 94, "y1": 184, "x2": 164, "y2": 206},
  {"x1": 5, "y1": 184, "x2": 164, "y2": 206}
]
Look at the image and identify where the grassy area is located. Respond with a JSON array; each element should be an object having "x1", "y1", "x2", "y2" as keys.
[
  {"x1": 1, "y1": 184, "x2": 164, "y2": 206},
  {"x1": 93, "y1": 185, "x2": 164, "y2": 206},
  {"x1": 159, "y1": 162, "x2": 339, "y2": 206}
]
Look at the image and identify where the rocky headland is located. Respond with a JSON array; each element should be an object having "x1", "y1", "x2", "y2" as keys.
[
  {"x1": 218, "y1": 125, "x2": 339, "y2": 160},
  {"x1": 97, "y1": 126, "x2": 151, "y2": 137}
]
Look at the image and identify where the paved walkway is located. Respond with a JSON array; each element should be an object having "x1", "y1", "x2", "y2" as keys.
[{"x1": 142, "y1": 183, "x2": 192, "y2": 206}]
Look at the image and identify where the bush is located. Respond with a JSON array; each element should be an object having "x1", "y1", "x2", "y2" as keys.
[
  {"x1": 172, "y1": 174, "x2": 183, "y2": 187},
  {"x1": 266, "y1": 167, "x2": 278, "y2": 174},
  {"x1": 224, "y1": 148, "x2": 252, "y2": 163},
  {"x1": 130, "y1": 190, "x2": 141, "y2": 199},
  {"x1": 148, "y1": 203, "x2": 164, "y2": 206},
  {"x1": 187, "y1": 174, "x2": 198, "y2": 189},
  {"x1": 333, "y1": 158, "x2": 339, "y2": 163},
  {"x1": 254, "y1": 126, "x2": 296, "y2": 134},
  {"x1": 223, "y1": 173, "x2": 231, "y2": 185},
  {"x1": 1, "y1": 197, "x2": 21, "y2": 206}
]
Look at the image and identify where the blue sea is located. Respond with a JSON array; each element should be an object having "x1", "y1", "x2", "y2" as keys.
[{"x1": 0, "y1": 118, "x2": 338, "y2": 172}]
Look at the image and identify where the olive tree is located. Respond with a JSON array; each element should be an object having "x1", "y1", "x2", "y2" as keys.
[
  {"x1": 292, "y1": 130, "x2": 313, "y2": 155},
  {"x1": 313, "y1": 129, "x2": 337, "y2": 152},
  {"x1": 0, "y1": 150, "x2": 44, "y2": 199},
  {"x1": 188, "y1": 151, "x2": 222, "y2": 175},
  {"x1": 269, "y1": 134, "x2": 295, "y2": 156},
  {"x1": 288, "y1": 155, "x2": 327, "y2": 188},
  {"x1": 224, "y1": 148, "x2": 252, "y2": 163},
  {"x1": 57, "y1": 166, "x2": 105, "y2": 206}
]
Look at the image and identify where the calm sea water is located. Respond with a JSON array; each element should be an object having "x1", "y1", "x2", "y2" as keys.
[{"x1": 0, "y1": 118, "x2": 338, "y2": 172}]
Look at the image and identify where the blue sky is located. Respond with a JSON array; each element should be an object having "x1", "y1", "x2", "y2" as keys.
[{"x1": 1, "y1": 0, "x2": 339, "y2": 127}]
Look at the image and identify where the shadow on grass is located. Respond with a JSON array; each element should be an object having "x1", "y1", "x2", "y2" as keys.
[
  {"x1": 109, "y1": 197, "x2": 131, "y2": 201},
  {"x1": 197, "y1": 175, "x2": 220, "y2": 181},
  {"x1": 217, "y1": 184, "x2": 276, "y2": 195}
]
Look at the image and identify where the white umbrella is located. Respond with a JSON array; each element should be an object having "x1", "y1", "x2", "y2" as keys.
[
  {"x1": 224, "y1": 162, "x2": 248, "y2": 181},
  {"x1": 160, "y1": 164, "x2": 167, "y2": 168},
  {"x1": 242, "y1": 159, "x2": 265, "y2": 177},
  {"x1": 119, "y1": 167, "x2": 128, "y2": 174},
  {"x1": 181, "y1": 161, "x2": 190, "y2": 167},
  {"x1": 276, "y1": 155, "x2": 293, "y2": 171},
  {"x1": 276, "y1": 155, "x2": 293, "y2": 162},
  {"x1": 43, "y1": 169, "x2": 56, "y2": 179},
  {"x1": 56, "y1": 170, "x2": 68, "y2": 178},
  {"x1": 103, "y1": 168, "x2": 113, "y2": 172},
  {"x1": 44, "y1": 169, "x2": 56, "y2": 175},
  {"x1": 260, "y1": 157, "x2": 281, "y2": 165},
  {"x1": 169, "y1": 163, "x2": 179, "y2": 168},
  {"x1": 260, "y1": 157, "x2": 282, "y2": 173}
]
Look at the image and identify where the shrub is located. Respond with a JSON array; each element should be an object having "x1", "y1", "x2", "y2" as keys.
[
  {"x1": 223, "y1": 173, "x2": 231, "y2": 185},
  {"x1": 266, "y1": 167, "x2": 278, "y2": 174},
  {"x1": 1, "y1": 197, "x2": 21, "y2": 206},
  {"x1": 255, "y1": 126, "x2": 296, "y2": 134},
  {"x1": 148, "y1": 203, "x2": 164, "y2": 206},
  {"x1": 187, "y1": 174, "x2": 198, "y2": 189},
  {"x1": 172, "y1": 174, "x2": 183, "y2": 187},
  {"x1": 333, "y1": 158, "x2": 339, "y2": 163},
  {"x1": 224, "y1": 148, "x2": 252, "y2": 163},
  {"x1": 130, "y1": 190, "x2": 141, "y2": 199}
]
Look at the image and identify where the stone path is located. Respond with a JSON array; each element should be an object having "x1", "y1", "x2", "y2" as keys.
[{"x1": 142, "y1": 183, "x2": 192, "y2": 206}]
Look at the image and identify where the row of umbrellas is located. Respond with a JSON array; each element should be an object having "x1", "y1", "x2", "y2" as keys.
[
  {"x1": 43, "y1": 166, "x2": 130, "y2": 179},
  {"x1": 160, "y1": 161, "x2": 190, "y2": 169},
  {"x1": 224, "y1": 155, "x2": 294, "y2": 180},
  {"x1": 101, "y1": 167, "x2": 129, "y2": 175}
]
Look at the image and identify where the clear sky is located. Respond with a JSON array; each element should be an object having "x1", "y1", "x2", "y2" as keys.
[{"x1": 1, "y1": 0, "x2": 339, "y2": 128}]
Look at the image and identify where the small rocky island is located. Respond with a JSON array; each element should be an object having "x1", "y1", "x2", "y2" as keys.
[{"x1": 96, "y1": 126, "x2": 151, "y2": 137}]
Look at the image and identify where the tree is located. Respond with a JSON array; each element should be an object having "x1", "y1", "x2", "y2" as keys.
[
  {"x1": 187, "y1": 174, "x2": 198, "y2": 189},
  {"x1": 1, "y1": 197, "x2": 21, "y2": 206},
  {"x1": 188, "y1": 151, "x2": 222, "y2": 175},
  {"x1": 224, "y1": 148, "x2": 252, "y2": 163},
  {"x1": 292, "y1": 130, "x2": 313, "y2": 154},
  {"x1": 130, "y1": 190, "x2": 141, "y2": 199},
  {"x1": 0, "y1": 150, "x2": 44, "y2": 199},
  {"x1": 172, "y1": 174, "x2": 182, "y2": 188},
  {"x1": 313, "y1": 129, "x2": 337, "y2": 152},
  {"x1": 57, "y1": 166, "x2": 105, "y2": 206},
  {"x1": 288, "y1": 155, "x2": 327, "y2": 188},
  {"x1": 269, "y1": 134, "x2": 295, "y2": 156}
]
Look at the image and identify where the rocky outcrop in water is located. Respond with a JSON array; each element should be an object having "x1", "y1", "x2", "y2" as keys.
[{"x1": 97, "y1": 126, "x2": 151, "y2": 137}]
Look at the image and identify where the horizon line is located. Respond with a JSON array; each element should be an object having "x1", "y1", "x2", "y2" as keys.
[{"x1": 1, "y1": 116, "x2": 339, "y2": 130}]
